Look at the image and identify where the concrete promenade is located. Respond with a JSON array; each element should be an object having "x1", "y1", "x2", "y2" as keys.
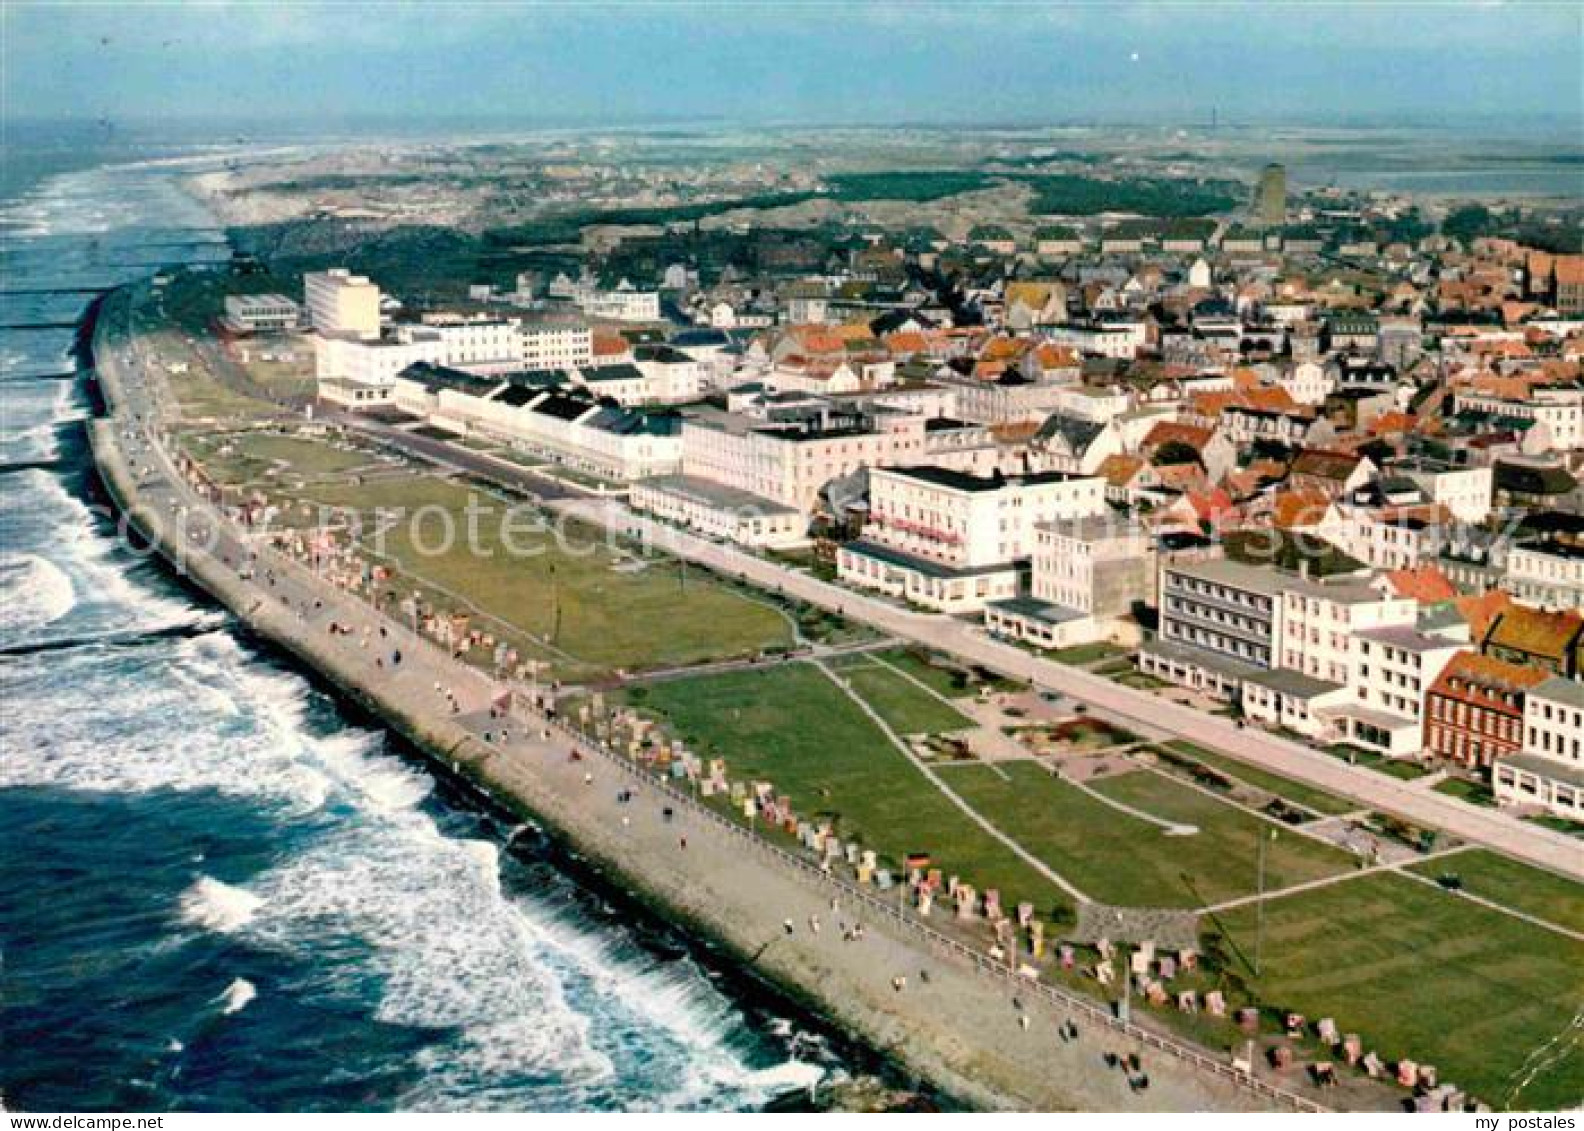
[{"x1": 85, "y1": 305, "x2": 1347, "y2": 1111}]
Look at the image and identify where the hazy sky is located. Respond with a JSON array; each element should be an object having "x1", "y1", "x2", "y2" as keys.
[{"x1": 4, "y1": 1, "x2": 1581, "y2": 128}]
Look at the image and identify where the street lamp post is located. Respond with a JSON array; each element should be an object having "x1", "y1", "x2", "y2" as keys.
[{"x1": 1254, "y1": 827, "x2": 1275, "y2": 977}]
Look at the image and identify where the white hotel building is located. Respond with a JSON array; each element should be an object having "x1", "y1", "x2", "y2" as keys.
[{"x1": 837, "y1": 466, "x2": 1105, "y2": 613}]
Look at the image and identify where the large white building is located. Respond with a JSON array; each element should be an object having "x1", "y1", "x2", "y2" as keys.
[
  {"x1": 837, "y1": 466, "x2": 1105, "y2": 613},
  {"x1": 677, "y1": 407, "x2": 1000, "y2": 519},
  {"x1": 1495, "y1": 676, "x2": 1584, "y2": 820},
  {"x1": 574, "y1": 281, "x2": 661, "y2": 322},
  {"x1": 304, "y1": 269, "x2": 382, "y2": 341},
  {"x1": 1397, "y1": 460, "x2": 1494, "y2": 525},
  {"x1": 223, "y1": 293, "x2": 301, "y2": 334},
  {"x1": 389, "y1": 365, "x2": 681, "y2": 482},
  {"x1": 1505, "y1": 539, "x2": 1584, "y2": 612},
  {"x1": 985, "y1": 517, "x2": 1153, "y2": 650}
]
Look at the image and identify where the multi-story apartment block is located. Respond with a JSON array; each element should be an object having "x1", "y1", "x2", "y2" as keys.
[
  {"x1": 573, "y1": 282, "x2": 661, "y2": 322},
  {"x1": 837, "y1": 467, "x2": 1105, "y2": 613},
  {"x1": 1325, "y1": 625, "x2": 1464, "y2": 757},
  {"x1": 1494, "y1": 676, "x2": 1584, "y2": 819},
  {"x1": 1505, "y1": 539, "x2": 1584, "y2": 613},
  {"x1": 223, "y1": 293, "x2": 301, "y2": 334},
  {"x1": 519, "y1": 317, "x2": 593, "y2": 370},
  {"x1": 1140, "y1": 559, "x2": 1286, "y2": 697},
  {"x1": 1397, "y1": 460, "x2": 1494, "y2": 525},
  {"x1": 676, "y1": 407, "x2": 998, "y2": 519}
]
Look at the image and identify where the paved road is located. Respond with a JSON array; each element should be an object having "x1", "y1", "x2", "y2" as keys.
[{"x1": 539, "y1": 497, "x2": 1584, "y2": 884}]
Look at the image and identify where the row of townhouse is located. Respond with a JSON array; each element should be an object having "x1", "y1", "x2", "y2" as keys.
[{"x1": 1137, "y1": 557, "x2": 1472, "y2": 758}]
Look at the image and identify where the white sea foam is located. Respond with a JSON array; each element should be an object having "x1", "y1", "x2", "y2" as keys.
[
  {"x1": 0, "y1": 468, "x2": 207, "y2": 639},
  {"x1": 0, "y1": 552, "x2": 76, "y2": 634},
  {"x1": 216, "y1": 978, "x2": 256, "y2": 1016},
  {"x1": 179, "y1": 876, "x2": 264, "y2": 933}
]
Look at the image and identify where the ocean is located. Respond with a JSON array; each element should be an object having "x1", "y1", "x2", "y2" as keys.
[{"x1": 0, "y1": 127, "x2": 852, "y2": 1112}]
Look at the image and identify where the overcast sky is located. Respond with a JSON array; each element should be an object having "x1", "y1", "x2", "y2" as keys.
[{"x1": 4, "y1": 2, "x2": 1580, "y2": 129}]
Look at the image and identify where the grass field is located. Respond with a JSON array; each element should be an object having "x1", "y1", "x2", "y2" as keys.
[
  {"x1": 1159, "y1": 741, "x2": 1358, "y2": 817},
  {"x1": 1409, "y1": 849, "x2": 1584, "y2": 935},
  {"x1": 273, "y1": 475, "x2": 794, "y2": 673},
  {"x1": 628, "y1": 664, "x2": 1073, "y2": 919},
  {"x1": 948, "y1": 763, "x2": 1354, "y2": 909},
  {"x1": 1433, "y1": 777, "x2": 1495, "y2": 807},
  {"x1": 1213, "y1": 873, "x2": 1584, "y2": 1110},
  {"x1": 1048, "y1": 641, "x2": 1128, "y2": 666},
  {"x1": 871, "y1": 647, "x2": 976, "y2": 698},
  {"x1": 825, "y1": 658, "x2": 973, "y2": 735},
  {"x1": 184, "y1": 430, "x2": 381, "y2": 484}
]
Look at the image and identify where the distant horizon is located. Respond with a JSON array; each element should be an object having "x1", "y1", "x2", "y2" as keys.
[{"x1": 5, "y1": 2, "x2": 1580, "y2": 132}]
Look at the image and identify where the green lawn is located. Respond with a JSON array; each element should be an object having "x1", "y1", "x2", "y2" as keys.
[
  {"x1": 1160, "y1": 741, "x2": 1358, "y2": 817},
  {"x1": 210, "y1": 432, "x2": 378, "y2": 481},
  {"x1": 1048, "y1": 641, "x2": 1128, "y2": 666},
  {"x1": 628, "y1": 664, "x2": 1072, "y2": 919},
  {"x1": 949, "y1": 763, "x2": 1353, "y2": 909},
  {"x1": 1410, "y1": 849, "x2": 1584, "y2": 935},
  {"x1": 279, "y1": 476, "x2": 793, "y2": 673},
  {"x1": 826, "y1": 660, "x2": 973, "y2": 735},
  {"x1": 1214, "y1": 873, "x2": 1584, "y2": 1111},
  {"x1": 1434, "y1": 777, "x2": 1495, "y2": 807},
  {"x1": 1374, "y1": 759, "x2": 1432, "y2": 781},
  {"x1": 872, "y1": 647, "x2": 977, "y2": 698}
]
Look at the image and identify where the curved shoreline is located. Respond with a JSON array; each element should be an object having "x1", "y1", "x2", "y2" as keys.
[{"x1": 83, "y1": 287, "x2": 1316, "y2": 1113}]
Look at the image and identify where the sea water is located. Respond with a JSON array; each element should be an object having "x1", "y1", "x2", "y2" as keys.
[{"x1": 0, "y1": 125, "x2": 847, "y2": 1112}]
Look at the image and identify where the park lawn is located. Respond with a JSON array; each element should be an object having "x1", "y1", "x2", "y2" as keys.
[
  {"x1": 827, "y1": 660, "x2": 973, "y2": 735},
  {"x1": 1373, "y1": 758, "x2": 1431, "y2": 781},
  {"x1": 283, "y1": 475, "x2": 792, "y2": 671},
  {"x1": 1161, "y1": 740, "x2": 1358, "y2": 817},
  {"x1": 1214, "y1": 873, "x2": 1584, "y2": 1111},
  {"x1": 951, "y1": 763, "x2": 1353, "y2": 909},
  {"x1": 1048, "y1": 641, "x2": 1127, "y2": 666},
  {"x1": 1409, "y1": 849, "x2": 1584, "y2": 935},
  {"x1": 190, "y1": 431, "x2": 379, "y2": 484},
  {"x1": 1433, "y1": 777, "x2": 1495, "y2": 807},
  {"x1": 371, "y1": 499, "x2": 793, "y2": 672},
  {"x1": 630, "y1": 664, "x2": 1072, "y2": 919},
  {"x1": 230, "y1": 432, "x2": 380, "y2": 477},
  {"x1": 1089, "y1": 771, "x2": 1354, "y2": 900},
  {"x1": 873, "y1": 647, "x2": 975, "y2": 698}
]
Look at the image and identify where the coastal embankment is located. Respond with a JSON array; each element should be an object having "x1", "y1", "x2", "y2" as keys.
[{"x1": 84, "y1": 293, "x2": 1328, "y2": 1113}]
